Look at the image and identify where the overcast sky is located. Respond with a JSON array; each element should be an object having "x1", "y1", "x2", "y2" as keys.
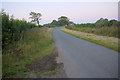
[{"x1": 2, "y1": 0, "x2": 119, "y2": 24}]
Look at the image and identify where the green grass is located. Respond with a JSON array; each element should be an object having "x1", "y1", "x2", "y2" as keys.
[
  {"x1": 61, "y1": 29, "x2": 119, "y2": 52},
  {"x1": 2, "y1": 28, "x2": 54, "y2": 78}
]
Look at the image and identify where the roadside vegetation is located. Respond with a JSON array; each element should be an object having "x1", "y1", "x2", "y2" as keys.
[
  {"x1": 65, "y1": 18, "x2": 120, "y2": 38},
  {"x1": 2, "y1": 10, "x2": 37, "y2": 50},
  {"x1": 62, "y1": 28, "x2": 119, "y2": 52},
  {"x1": 2, "y1": 10, "x2": 57, "y2": 78},
  {"x1": 3, "y1": 28, "x2": 55, "y2": 77},
  {"x1": 62, "y1": 18, "x2": 120, "y2": 52},
  {"x1": 66, "y1": 27, "x2": 119, "y2": 38},
  {"x1": 66, "y1": 18, "x2": 120, "y2": 38}
]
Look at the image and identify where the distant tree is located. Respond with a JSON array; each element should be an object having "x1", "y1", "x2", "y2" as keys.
[
  {"x1": 96, "y1": 18, "x2": 104, "y2": 23},
  {"x1": 51, "y1": 20, "x2": 59, "y2": 26},
  {"x1": 69, "y1": 21, "x2": 75, "y2": 25},
  {"x1": 58, "y1": 16, "x2": 70, "y2": 26},
  {"x1": 29, "y1": 12, "x2": 42, "y2": 25},
  {"x1": 43, "y1": 16, "x2": 74, "y2": 27},
  {"x1": 95, "y1": 18, "x2": 109, "y2": 27},
  {"x1": 108, "y1": 20, "x2": 118, "y2": 27}
]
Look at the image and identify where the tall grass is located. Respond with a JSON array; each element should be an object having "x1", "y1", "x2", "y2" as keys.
[
  {"x1": 2, "y1": 28, "x2": 54, "y2": 78},
  {"x1": 66, "y1": 26, "x2": 119, "y2": 38}
]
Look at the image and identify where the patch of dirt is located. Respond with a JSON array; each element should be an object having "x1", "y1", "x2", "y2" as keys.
[
  {"x1": 27, "y1": 48, "x2": 57, "y2": 72},
  {"x1": 26, "y1": 47, "x2": 67, "y2": 78}
]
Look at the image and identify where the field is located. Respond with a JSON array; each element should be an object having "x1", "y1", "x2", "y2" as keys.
[{"x1": 2, "y1": 28, "x2": 55, "y2": 78}]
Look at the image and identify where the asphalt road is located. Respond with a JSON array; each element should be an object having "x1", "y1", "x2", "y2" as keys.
[{"x1": 53, "y1": 29, "x2": 118, "y2": 78}]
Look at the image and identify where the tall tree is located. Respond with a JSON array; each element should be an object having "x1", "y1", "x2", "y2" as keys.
[
  {"x1": 29, "y1": 12, "x2": 42, "y2": 25},
  {"x1": 58, "y1": 16, "x2": 70, "y2": 26}
]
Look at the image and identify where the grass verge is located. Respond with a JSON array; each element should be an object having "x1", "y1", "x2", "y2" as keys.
[
  {"x1": 61, "y1": 28, "x2": 119, "y2": 52},
  {"x1": 2, "y1": 28, "x2": 55, "y2": 78}
]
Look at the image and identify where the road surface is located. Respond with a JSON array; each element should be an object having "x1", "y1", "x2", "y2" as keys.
[{"x1": 53, "y1": 29, "x2": 118, "y2": 78}]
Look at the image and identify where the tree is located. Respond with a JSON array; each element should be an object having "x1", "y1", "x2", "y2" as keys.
[
  {"x1": 51, "y1": 20, "x2": 59, "y2": 26},
  {"x1": 29, "y1": 12, "x2": 42, "y2": 25},
  {"x1": 96, "y1": 18, "x2": 104, "y2": 23},
  {"x1": 95, "y1": 18, "x2": 109, "y2": 27},
  {"x1": 2, "y1": 10, "x2": 37, "y2": 48},
  {"x1": 108, "y1": 20, "x2": 118, "y2": 27},
  {"x1": 58, "y1": 16, "x2": 70, "y2": 26}
]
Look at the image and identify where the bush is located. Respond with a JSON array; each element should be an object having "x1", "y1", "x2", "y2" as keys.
[
  {"x1": 2, "y1": 10, "x2": 37, "y2": 50},
  {"x1": 65, "y1": 18, "x2": 120, "y2": 38}
]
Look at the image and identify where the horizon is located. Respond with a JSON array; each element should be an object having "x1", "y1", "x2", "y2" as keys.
[{"x1": 2, "y1": 2, "x2": 118, "y2": 25}]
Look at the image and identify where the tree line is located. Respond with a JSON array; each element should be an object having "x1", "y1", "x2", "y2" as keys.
[
  {"x1": 74, "y1": 18, "x2": 120, "y2": 28},
  {"x1": 65, "y1": 18, "x2": 120, "y2": 38},
  {"x1": 43, "y1": 17, "x2": 120, "y2": 28}
]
